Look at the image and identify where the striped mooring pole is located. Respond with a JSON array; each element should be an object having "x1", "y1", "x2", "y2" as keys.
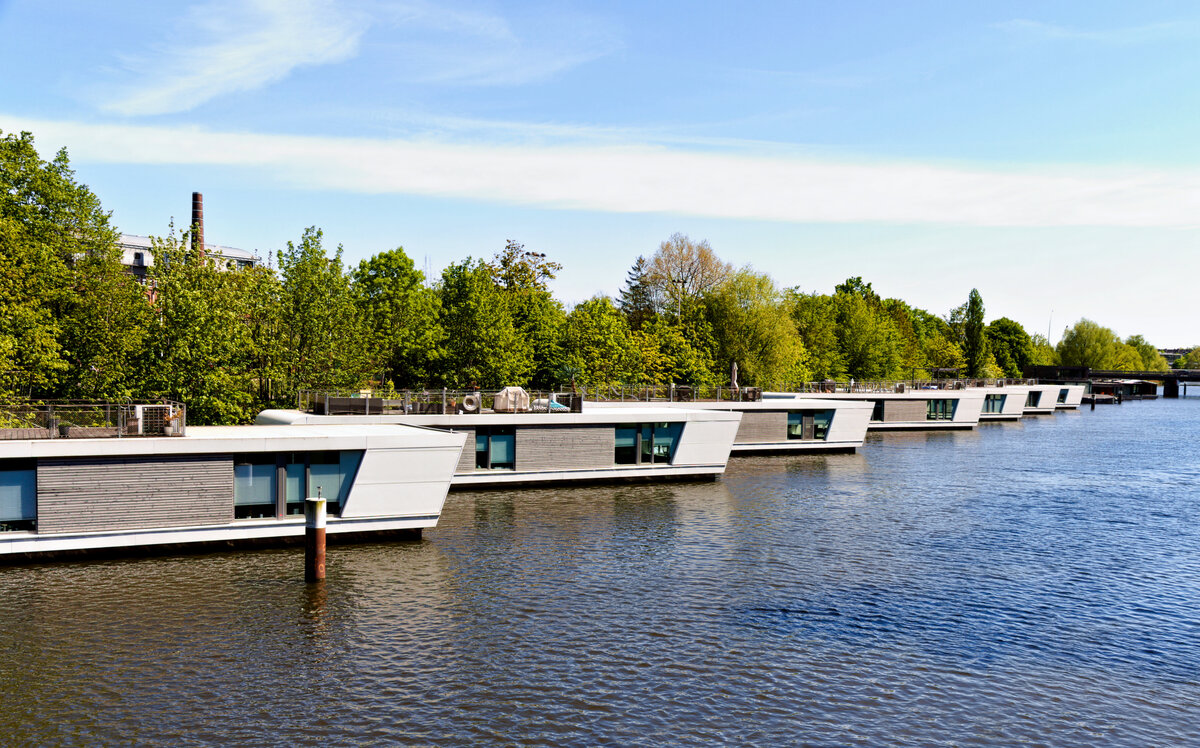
[{"x1": 305, "y1": 494, "x2": 327, "y2": 582}]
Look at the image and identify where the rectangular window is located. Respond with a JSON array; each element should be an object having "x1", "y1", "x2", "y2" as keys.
[
  {"x1": 0, "y1": 459, "x2": 36, "y2": 532},
  {"x1": 1057, "y1": 388, "x2": 1069, "y2": 404},
  {"x1": 871, "y1": 401, "x2": 885, "y2": 422},
  {"x1": 983, "y1": 394, "x2": 1007, "y2": 414},
  {"x1": 476, "y1": 427, "x2": 516, "y2": 470},
  {"x1": 927, "y1": 399, "x2": 957, "y2": 421},
  {"x1": 307, "y1": 450, "x2": 360, "y2": 515},
  {"x1": 234, "y1": 456, "x2": 277, "y2": 519},
  {"x1": 1026, "y1": 391, "x2": 1042, "y2": 408},
  {"x1": 614, "y1": 422, "x2": 684, "y2": 465},
  {"x1": 813, "y1": 410, "x2": 834, "y2": 440},
  {"x1": 650, "y1": 422, "x2": 682, "y2": 462},
  {"x1": 615, "y1": 426, "x2": 639, "y2": 465},
  {"x1": 787, "y1": 410, "x2": 835, "y2": 440},
  {"x1": 283, "y1": 461, "x2": 306, "y2": 516},
  {"x1": 237, "y1": 451, "x2": 362, "y2": 520}
]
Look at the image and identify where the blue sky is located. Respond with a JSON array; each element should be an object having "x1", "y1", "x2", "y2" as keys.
[{"x1": 2, "y1": 0, "x2": 1198, "y2": 345}]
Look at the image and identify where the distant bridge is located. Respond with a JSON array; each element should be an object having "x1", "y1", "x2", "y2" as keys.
[{"x1": 1024, "y1": 366, "x2": 1200, "y2": 398}]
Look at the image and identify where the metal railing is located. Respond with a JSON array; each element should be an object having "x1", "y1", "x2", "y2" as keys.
[
  {"x1": 299, "y1": 379, "x2": 1040, "y2": 414},
  {"x1": 298, "y1": 389, "x2": 584, "y2": 416},
  {"x1": 582, "y1": 379, "x2": 1037, "y2": 401},
  {"x1": 0, "y1": 400, "x2": 187, "y2": 439}
]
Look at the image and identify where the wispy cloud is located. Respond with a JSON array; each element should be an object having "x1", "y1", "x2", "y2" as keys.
[
  {"x1": 96, "y1": 0, "x2": 618, "y2": 115},
  {"x1": 995, "y1": 18, "x2": 1198, "y2": 45},
  {"x1": 368, "y1": 0, "x2": 621, "y2": 86},
  {"x1": 8, "y1": 114, "x2": 1200, "y2": 228},
  {"x1": 102, "y1": 0, "x2": 367, "y2": 116}
]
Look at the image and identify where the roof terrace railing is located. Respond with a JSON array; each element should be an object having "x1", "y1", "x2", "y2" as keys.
[
  {"x1": 298, "y1": 389, "x2": 584, "y2": 416},
  {"x1": 582, "y1": 379, "x2": 1037, "y2": 401},
  {"x1": 0, "y1": 400, "x2": 186, "y2": 440},
  {"x1": 299, "y1": 379, "x2": 1040, "y2": 414}
]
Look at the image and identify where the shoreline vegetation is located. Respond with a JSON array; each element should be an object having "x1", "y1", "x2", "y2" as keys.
[{"x1": 1, "y1": 130, "x2": 1188, "y2": 425}]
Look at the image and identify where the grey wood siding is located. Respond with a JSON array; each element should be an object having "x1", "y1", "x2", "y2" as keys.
[
  {"x1": 514, "y1": 426, "x2": 615, "y2": 472},
  {"x1": 735, "y1": 412, "x2": 787, "y2": 443},
  {"x1": 883, "y1": 400, "x2": 928, "y2": 422},
  {"x1": 36, "y1": 455, "x2": 234, "y2": 534},
  {"x1": 454, "y1": 428, "x2": 476, "y2": 473}
]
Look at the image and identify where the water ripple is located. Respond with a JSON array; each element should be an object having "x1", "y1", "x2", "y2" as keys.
[{"x1": 3, "y1": 399, "x2": 1200, "y2": 745}]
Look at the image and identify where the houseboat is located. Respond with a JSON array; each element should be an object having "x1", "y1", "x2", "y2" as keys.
[
  {"x1": 0, "y1": 410, "x2": 466, "y2": 557},
  {"x1": 1055, "y1": 384, "x2": 1086, "y2": 409},
  {"x1": 588, "y1": 398, "x2": 873, "y2": 453},
  {"x1": 765, "y1": 388, "x2": 986, "y2": 431},
  {"x1": 258, "y1": 391, "x2": 741, "y2": 487},
  {"x1": 1022, "y1": 383, "x2": 1069, "y2": 415},
  {"x1": 972, "y1": 385, "x2": 1032, "y2": 422}
]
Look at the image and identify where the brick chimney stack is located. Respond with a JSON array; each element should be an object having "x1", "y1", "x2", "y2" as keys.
[{"x1": 190, "y1": 192, "x2": 205, "y2": 256}]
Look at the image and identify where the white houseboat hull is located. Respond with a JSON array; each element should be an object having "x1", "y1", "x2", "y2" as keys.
[
  {"x1": 973, "y1": 386, "x2": 1031, "y2": 422},
  {"x1": 766, "y1": 389, "x2": 985, "y2": 431},
  {"x1": 257, "y1": 407, "x2": 742, "y2": 487},
  {"x1": 0, "y1": 424, "x2": 465, "y2": 557},
  {"x1": 589, "y1": 398, "x2": 872, "y2": 453}
]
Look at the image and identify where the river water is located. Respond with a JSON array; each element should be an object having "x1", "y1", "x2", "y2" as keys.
[{"x1": 2, "y1": 397, "x2": 1199, "y2": 745}]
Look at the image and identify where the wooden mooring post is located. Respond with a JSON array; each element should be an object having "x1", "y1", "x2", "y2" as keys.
[{"x1": 305, "y1": 494, "x2": 327, "y2": 582}]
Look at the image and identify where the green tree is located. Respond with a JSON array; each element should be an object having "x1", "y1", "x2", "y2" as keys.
[
  {"x1": 438, "y1": 258, "x2": 532, "y2": 387},
  {"x1": 488, "y1": 240, "x2": 566, "y2": 386},
  {"x1": 0, "y1": 216, "x2": 68, "y2": 397},
  {"x1": 618, "y1": 255, "x2": 658, "y2": 330},
  {"x1": 1124, "y1": 335, "x2": 1169, "y2": 372},
  {"x1": 559, "y1": 296, "x2": 642, "y2": 388},
  {"x1": 1176, "y1": 346, "x2": 1200, "y2": 369},
  {"x1": 0, "y1": 130, "x2": 148, "y2": 400},
  {"x1": 706, "y1": 269, "x2": 808, "y2": 386},
  {"x1": 278, "y1": 227, "x2": 371, "y2": 392},
  {"x1": 987, "y1": 317, "x2": 1035, "y2": 378},
  {"x1": 1029, "y1": 334, "x2": 1058, "y2": 366},
  {"x1": 834, "y1": 276, "x2": 881, "y2": 304},
  {"x1": 633, "y1": 317, "x2": 715, "y2": 386},
  {"x1": 963, "y1": 288, "x2": 989, "y2": 377},
  {"x1": 834, "y1": 282, "x2": 903, "y2": 380},
  {"x1": 882, "y1": 298, "x2": 929, "y2": 378},
  {"x1": 1056, "y1": 319, "x2": 1118, "y2": 369},
  {"x1": 352, "y1": 247, "x2": 444, "y2": 387},
  {"x1": 924, "y1": 331, "x2": 965, "y2": 372},
  {"x1": 1110, "y1": 341, "x2": 1143, "y2": 371},
  {"x1": 787, "y1": 290, "x2": 843, "y2": 380},
  {"x1": 141, "y1": 230, "x2": 259, "y2": 423}
]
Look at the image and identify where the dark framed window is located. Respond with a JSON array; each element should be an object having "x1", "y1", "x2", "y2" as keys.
[
  {"x1": 870, "y1": 401, "x2": 885, "y2": 422},
  {"x1": 0, "y1": 458, "x2": 36, "y2": 532},
  {"x1": 298, "y1": 451, "x2": 361, "y2": 516},
  {"x1": 927, "y1": 399, "x2": 956, "y2": 420},
  {"x1": 615, "y1": 426, "x2": 639, "y2": 464},
  {"x1": 235, "y1": 451, "x2": 362, "y2": 519},
  {"x1": 234, "y1": 455, "x2": 277, "y2": 519},
  {"x1": 476, "y1": 427, "x2": 516, "y2": 470},
  {"x1": 1026, "y1": 391, "x2": 1042, "y2": 408},
  {"x1": 983, "y1": 394, "x2": 1007, "y2": 414},
  {"x1": 787, "y1": 410, "x2": 835, "y2": 440},
  {"x1": 1057, "y1": 388, "x2": 1069, "y2": 404},
  {"x1": 615, "y1": 422, "x2": 683, "y2": 465}
]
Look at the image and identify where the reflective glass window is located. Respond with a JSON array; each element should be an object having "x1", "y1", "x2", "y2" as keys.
[
  {"x1": 476, "y1": 427, "x2": 515, "y2": 470},
  {"x1": 0, "y1": 460, "x2": 36, "y2": 531},
  {"x1": 234, "y1": 457, "x2": 276, "y2": 519},
  {"x1": 615, "y1": 426, "x2": 638, "y2": 464}
]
